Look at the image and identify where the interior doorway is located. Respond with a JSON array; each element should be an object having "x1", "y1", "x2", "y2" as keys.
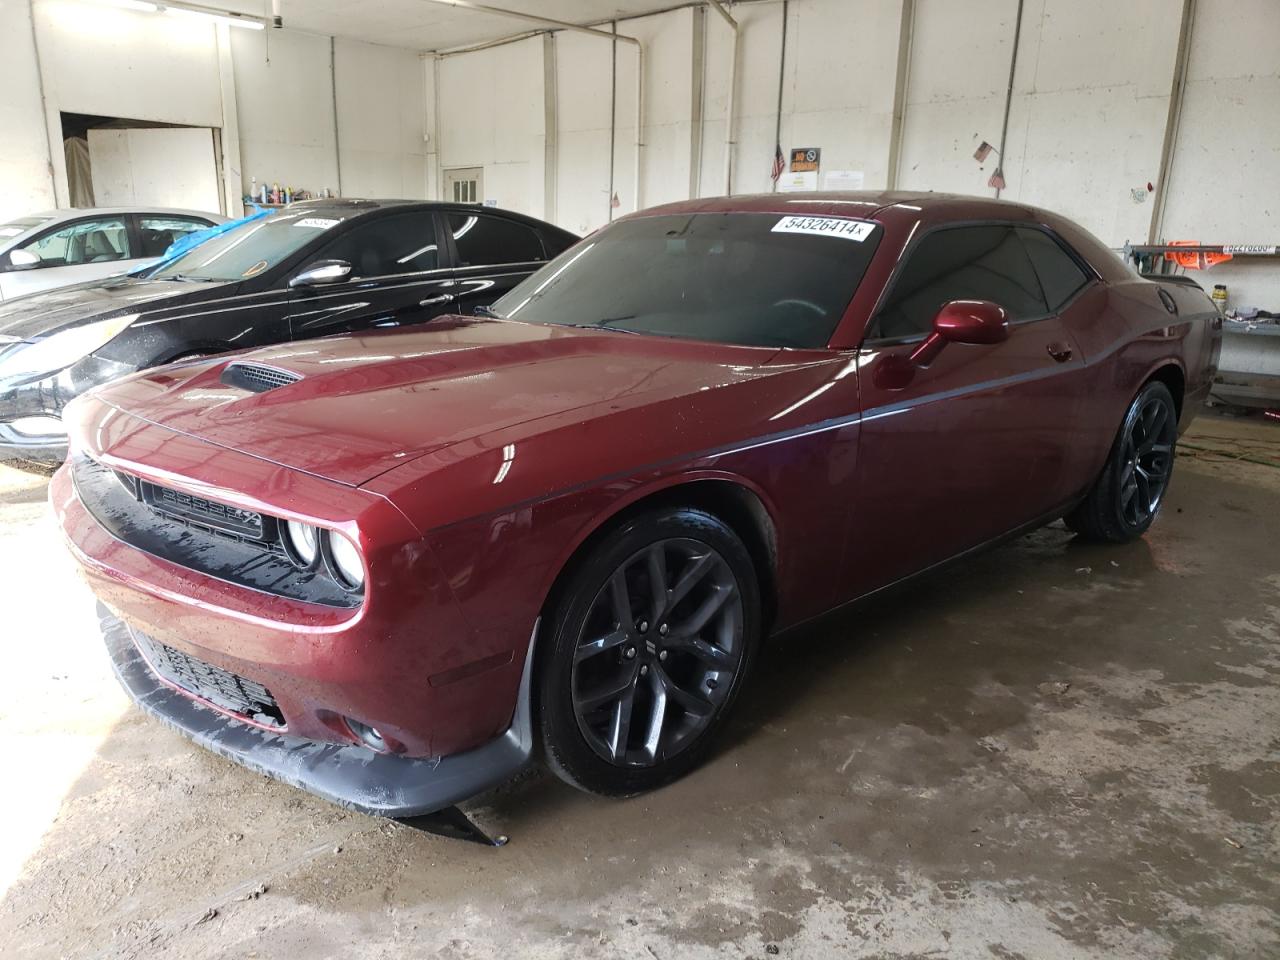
[{"x1": 59, "y1": 113, "x2": 223, "y2": 215}]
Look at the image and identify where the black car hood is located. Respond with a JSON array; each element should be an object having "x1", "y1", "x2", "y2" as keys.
[{"x1": 0, "y1": 276, "x2": 236, "y2": 342}]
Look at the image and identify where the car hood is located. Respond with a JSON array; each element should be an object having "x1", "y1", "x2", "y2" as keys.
[
  {"x1": 93, "y1": 317, "x2": 786, "y2": 487},
  {"x1": 0, "y1": 275, "x2": 233, "y2": 341}
]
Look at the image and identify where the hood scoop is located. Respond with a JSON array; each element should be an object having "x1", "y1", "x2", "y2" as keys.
[{"x1": 220, "y1": 362, "x2": 301, "y2": 394}]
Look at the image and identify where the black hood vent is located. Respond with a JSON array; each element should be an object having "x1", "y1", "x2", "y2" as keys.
[{"x1": 221, "y1": 362, "x2": 301, "y2": 394}]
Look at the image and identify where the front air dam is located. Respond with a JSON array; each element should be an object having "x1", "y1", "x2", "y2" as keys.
[{"x1": 99, "y1": 604, "x2": 538, "y2": 819}]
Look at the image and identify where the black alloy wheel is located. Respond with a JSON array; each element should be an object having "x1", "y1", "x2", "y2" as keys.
[
  {"x1": 1066, "y1": 380, "x2": 1179, "y2": 542},
  {"x1": 538, "y1": 507, "x2": 761, "y2": 796}
]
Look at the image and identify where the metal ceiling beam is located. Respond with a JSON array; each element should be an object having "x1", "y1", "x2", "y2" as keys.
[{"x1": 415, "y1": 0, "x2": 638, "y2": 47}]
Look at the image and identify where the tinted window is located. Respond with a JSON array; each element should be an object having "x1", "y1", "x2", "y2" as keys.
[
  {"x1": 872, "y1": 225, "x2": 1048, "y2": 339},
  {"x1": 490, "y1": 213, "x2": 882, "y2": 349},
  {"x1": 22, "y1": 217, "x2": 131, "y2": 267},
  {"x1": 151, "y1": 212, "x2": 345, "y2": 281},
  {"x1": 137, "y1": 216, "x2": 211, "y2": 258},
  {"x1": 449, "y1": 214, "x2": 544, "y2": 266},
  {"x1": 1018, "y1": 228, "x2": 1090, "y2": 311},
  {"x1": 320, "y1": 212, "x2": 439, "y2": 277}
]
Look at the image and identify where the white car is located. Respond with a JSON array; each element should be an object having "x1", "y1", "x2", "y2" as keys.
[{"x1": 0, "y1": 207, "x2": 226, "y2": 301}]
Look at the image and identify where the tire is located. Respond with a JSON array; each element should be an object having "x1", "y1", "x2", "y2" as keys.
[
  {"x1": 1065, "y1": 380, "x2": 1178, "y2": 543},
  {"x1": 536, "y1": 506, "x2": 762, "y2": 797}
]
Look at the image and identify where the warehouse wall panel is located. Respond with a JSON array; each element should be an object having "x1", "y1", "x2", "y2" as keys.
[{"x1": 0, "y1": 0, "x2": 55, "y2": 221}]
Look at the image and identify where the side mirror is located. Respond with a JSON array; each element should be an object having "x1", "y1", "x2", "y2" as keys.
[
  {"x1": 8, "y1": 249, "x2": 40, "y2": 270},
  {"x1": 289, "y1": 259, "x2": 352, "y2": 288},
  {"x1": 909, "y1": 299, "x2": 1009, "y2": 366}
]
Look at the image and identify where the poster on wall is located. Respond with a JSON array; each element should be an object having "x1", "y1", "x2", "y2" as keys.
[
  {"x1": 778, "y1": 171, "x2": 819, "y2": 193},
  {"x1": 823, "y1": 170, "x2": 865, "y2": 191},
  {"x1": 790, "y1": 148, "x2": 821, "y2": 173}
]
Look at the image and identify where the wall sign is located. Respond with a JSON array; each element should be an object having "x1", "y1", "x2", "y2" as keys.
[{"x1": 790, "y1": 147, "x2": 821, "y2": 173}]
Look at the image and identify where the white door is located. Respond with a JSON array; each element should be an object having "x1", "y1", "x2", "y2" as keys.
[
  {"x1": 444, "y1": 167, "x2": 484, "y2": 205},
  {"x1": 88, "y1": 127, "x2": 222, "y2": 214}
]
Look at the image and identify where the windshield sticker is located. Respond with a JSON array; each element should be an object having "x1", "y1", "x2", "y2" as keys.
[
  {"x1": 242, "y1": 259, "x2": 269, "y2": 278},
  {"x1": 294, "y1": 217, "x2": 341, "y2": 229},
  {"x1": 771, "y1": 216, "x2": 875, "y2": 242},
  {"x1": 0, "y1": 227, "x2": 23, "y2": 238}
]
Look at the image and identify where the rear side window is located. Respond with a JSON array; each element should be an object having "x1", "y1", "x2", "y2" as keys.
[
  {"x1": 871, "y1": 225, "x2": 1048, "y2": 340},
  {"x1": 449, "y1": 214, "x2": 544, "y2": 266},
  {"x1": 137, "y1": 216, "x2": 212, "y2": 258},
  {"x1": 1017, "y1": 228, "x2": 1091, "y2": 311}
]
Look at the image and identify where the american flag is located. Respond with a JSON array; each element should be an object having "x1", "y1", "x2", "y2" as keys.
[{"x1": 771, "y1": 143, "x2": 785, "y2": 182}]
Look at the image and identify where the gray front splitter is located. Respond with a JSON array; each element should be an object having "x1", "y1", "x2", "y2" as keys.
[{"x1": 99, "y1": 603, "x2": 537, "y2": 818}]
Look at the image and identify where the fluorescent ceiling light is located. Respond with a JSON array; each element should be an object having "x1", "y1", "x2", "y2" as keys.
[
  {"x1": 165, "y1": 6, "x2": 265, "y2": 29},
  {"x1": 100, "y1": 0, "x2": 161, "y2": 11},
  {"x1": 93, "y1": 0, "x2": 265, "y2": 29}
]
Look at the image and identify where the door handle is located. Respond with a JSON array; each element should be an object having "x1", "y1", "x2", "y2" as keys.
[
  {"x1": 1046, "y1": 342, "x2": 1073, "y2": 363},
  {"x1": 419, "y1": 293, "x2": 455, "y2": 307},
  {"x1": 1158, "y1": 288, "x2": 1179, "y2": 315}
]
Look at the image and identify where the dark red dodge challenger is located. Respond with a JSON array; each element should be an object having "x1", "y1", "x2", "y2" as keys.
[{"x1": 53, "y1": 192, "x2": 1220, "y2": 815}]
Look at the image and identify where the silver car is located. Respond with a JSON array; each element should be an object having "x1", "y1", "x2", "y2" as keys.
[{"x1": 0, "y1": 207, "x2": 226, "y2": 301}]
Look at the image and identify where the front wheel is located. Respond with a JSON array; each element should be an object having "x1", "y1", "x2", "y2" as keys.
[
  {"x1": 1065, "y1": 380, "x2": 1178, "y2": 542},
  {"x1": 536, "y1": 507, "x2": 762, "y2": 797}
]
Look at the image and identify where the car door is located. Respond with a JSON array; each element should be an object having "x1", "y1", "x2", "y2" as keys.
[
  {"x1": 285, "y1": 210, "x2": 459, "y2": 340},
  {"x1": 0, "y1": 215, "x2": 135, "y2": 299},
  {"x1": 845, "y1": 223, "x2": 1087, "y2": 596},
  {"x1": 442, "y1": 211, "x2": 551, "y2": 315}
]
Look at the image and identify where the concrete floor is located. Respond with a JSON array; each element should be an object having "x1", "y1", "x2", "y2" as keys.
[{"x1": 1, "y1": 414, "x2": 1277, "y2": 959}]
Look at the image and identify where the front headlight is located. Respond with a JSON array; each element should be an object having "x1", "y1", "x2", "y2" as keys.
[
  {"x1": 283, "y1": 520, "x2": 319, "y2": 567},
  {"x1": 327, "y1": 532, "x2": 365, "y2": 589},
  {"x1": 0, "y1": 313, "x2": 138, "y2": 382}
]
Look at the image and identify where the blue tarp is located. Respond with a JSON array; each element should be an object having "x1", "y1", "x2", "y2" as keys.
[{"x1": 160, "y1": 206, "x2": 272, "y2": 262}]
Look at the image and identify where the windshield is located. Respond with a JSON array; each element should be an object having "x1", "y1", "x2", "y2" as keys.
[
  {"x1": 148, "y1": 211, "x2": 346, "y2": 281},
  {"x1": 489, "y1": 212, "x2": 881, "y2": 348},
  {"x1": 0, "y1": 217, "x2": 52, "y2": 241}
]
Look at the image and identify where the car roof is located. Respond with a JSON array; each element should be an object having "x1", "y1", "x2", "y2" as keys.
[
  {"x1": 626, "y1": 190, "x2": 1055, "y2": 222},
  {"x1": 274, "y1": 198, "x2": 571, "y2": 232}
]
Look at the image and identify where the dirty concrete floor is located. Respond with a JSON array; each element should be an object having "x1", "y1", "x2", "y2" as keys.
[{"x1": 1, "y1": 415, "x2": 1277, "y2": 960}]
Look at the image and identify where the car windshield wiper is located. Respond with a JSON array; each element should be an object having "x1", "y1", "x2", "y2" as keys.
[
  {"x1": 160, "y1": 274, "x2": 222, "y2": 283},
  {"x1": 473, "y1": 304, "x2": 503, "y2": 318},
  {"x1": 561, "y1": 320, "x2": 642, "y2": 335}
]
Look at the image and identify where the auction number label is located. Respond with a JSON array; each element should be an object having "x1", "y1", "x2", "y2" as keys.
[{"x1": 772, "y1": 216, "x2": 875, "y2": 242}]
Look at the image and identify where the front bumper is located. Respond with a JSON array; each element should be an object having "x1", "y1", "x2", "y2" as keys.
[
  {"x1": 0, "y1": 355, "x2": 132, "y2": 462},
  {"x1": 100, "y1": 604, "x2": 536, "y2": 817}
]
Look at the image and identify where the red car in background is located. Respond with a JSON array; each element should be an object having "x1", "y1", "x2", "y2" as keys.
[{"x1": 53, "y1": 193, "x2": 1219, "y2": 815}]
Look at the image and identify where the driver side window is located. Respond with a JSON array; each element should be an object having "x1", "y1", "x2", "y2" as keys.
[
  {"x1": 20, "y1": 218, "x2": 132, "y2": 269},
  {"x1": 318, "y1": 212, "x2": 439, "y2": 279},
  {"x1": 871, "y1": 225, "x2": 1049, "y2": 340}
]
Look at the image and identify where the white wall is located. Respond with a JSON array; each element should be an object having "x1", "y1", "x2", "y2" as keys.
[
  {"x1": 334, "y1": 39, "x2": 427, "y2": 200},
  {"x1": 0, "y1": 0, "x2": 427, "y2": 223},
  {"x1": 436, "y1": 36, "x2": 547, "y2": 216},
  {"x1": 1160, "y1": 0, "x2": 1280, "y2": 309},
  {"x1": 0, "y1": 0, "x2": 55, "y2": 221},
  {"x1": 231, "y1": 29, "x2": 340, "y2": 199}
]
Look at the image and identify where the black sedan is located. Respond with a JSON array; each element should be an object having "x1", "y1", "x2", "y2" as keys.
[{"x1": 0, "y1": 199, "x2": 577, "y2": 461}]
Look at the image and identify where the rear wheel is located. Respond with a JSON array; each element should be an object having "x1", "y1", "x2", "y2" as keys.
[
  {"x1": 1065, "y1": 380, "x2": 1178, "y2": 542},
  {"x1": 537, "y1": 507, "x2": 762, "y2": 797}
]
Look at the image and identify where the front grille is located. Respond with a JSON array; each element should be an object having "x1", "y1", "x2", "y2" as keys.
[
  {"x1": 138, "y1": 478, "x2": 269, "y2": 541},
  {"x1": 71, "y1": 454, "x2": 360, "y2": 609},
  {"x1": 132, "y1": 629, "x2": 286, "y2": 729},
  {"x1": 221, "y1": 362, "x2": 301, "y2": 394}
]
